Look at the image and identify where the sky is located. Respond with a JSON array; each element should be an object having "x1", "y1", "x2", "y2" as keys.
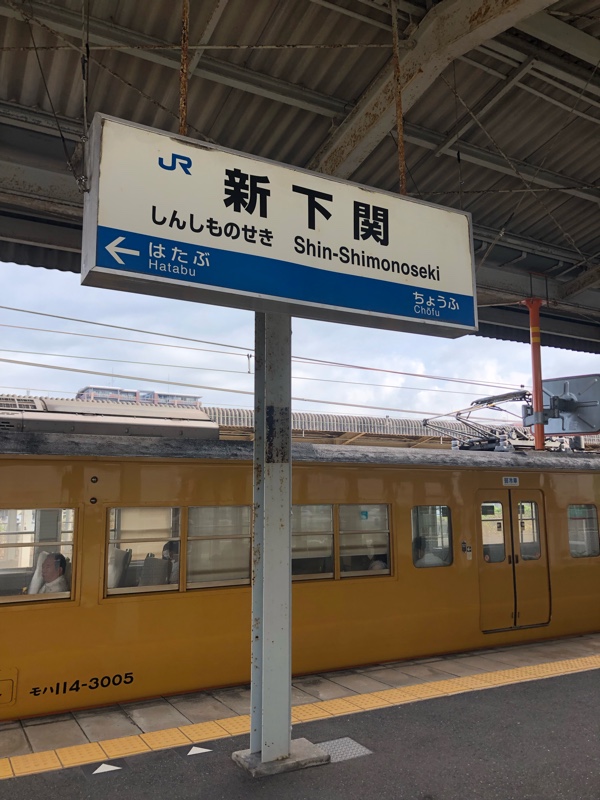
[{"x1": 0, "y1": 259, "x2": 598, "y2": 427}]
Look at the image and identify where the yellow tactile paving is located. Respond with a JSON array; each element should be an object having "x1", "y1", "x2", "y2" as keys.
[
  {"x1": 140, "y1": 727, "x2": 193, "y2": 750},
  {"x1": 11, "y1": 750, "x2": 61, "y2": 777},
  {"x1": 56, "y1": 742, "x2": 107, "y2": 768},
  {"x1": 0, "y1": 758, "x2": 13, "y2": 780},
  {"x1": 369, "y1": 688, "x2": 414, "y2": 704},
  {"x1": 4, "y1": 645, "x2": 600, "y2": 781},
  {"x1": 395, "y1": 684, "x2": 446, "y2": 699},
  {"x1": 98, "y1": 734, "x2": 151, "y2": 759},
  {"x1": 291, "y1": 702, "x2": 334, "y2": 721},
  {"x1": 473, "y1": 671, "x2": 523, "y2": 686},
  {"x1": 432, "y1": 678, "x2": 489, "y2": 694},
  {"x1": 214, "y1": 714, "x2": 251, "y2": 735},
  {"x1": 313, "y1": 699, "x2": 363, "y2": 716},
  {"x1": 343, "y1": 694, "x2": 393, "y2": 710},
  {"x1": 178, "y1": 721, "x2": 230, "y2": 741}
]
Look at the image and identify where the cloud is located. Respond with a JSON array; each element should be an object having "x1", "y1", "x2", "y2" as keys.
[{"x1": 0, "y1": 261, "x2": 598, "y2": 422}]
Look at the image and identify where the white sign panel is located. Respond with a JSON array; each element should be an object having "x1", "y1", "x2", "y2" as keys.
[{"x1": 82, "y1": 115, "x2": 478, "y2": 336}]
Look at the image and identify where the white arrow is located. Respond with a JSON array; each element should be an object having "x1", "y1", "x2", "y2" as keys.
[
  {"x1": 106, "y1": 236, "x2": 140, "y2": 265},
  {"x1": 187, "y1": 746, "x2": 212, "y2": 756},
  {"x1": 93, "y1": 763, "x2": 122, "y2": 774}
]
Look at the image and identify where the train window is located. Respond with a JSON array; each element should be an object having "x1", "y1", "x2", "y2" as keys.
[
  {"x1": 292, "y1": 505, "x2": 333, "y2": 579},
  {"x1": 107, "y1": 507, "x2": 180, "y2": 594},
  {"x1": 339, "y1": 504, "x2": 390, "y2": 576},
  {"x1": 568, "y1": 505, "x2": 600, "y2": 558},
  {"x1": 480, "y1": 502, "x2": 505, "y2": 563},
  {"x1": 517, "y1": 502, "x2": 541, "y2": 561},
  {"x1": 187, "y1": 506, "x2": 251, "y2": 586},
  {"x1": 412, "y1": 506, "x2": 453, "y2": 568},
  {"x1": 0, "y1": 508, "x2": 74, "y2": 602}
]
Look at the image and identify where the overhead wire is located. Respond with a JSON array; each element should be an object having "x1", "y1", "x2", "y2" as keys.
[
  {"x1": 0, "y1": 306, "x2": 252, "y2": 351},
  {"x1": 0, "y1": 348, "x2": 496, "y2": 397},
  {"x1": 0, "y1": 323, "x2": 248, "y2": 359},
  {"x1": 0, "y1": 356, "x2": 494, "y2": 417},
  {"x1": 0, "y1": 307, "x2": 526, "y2": 391}
]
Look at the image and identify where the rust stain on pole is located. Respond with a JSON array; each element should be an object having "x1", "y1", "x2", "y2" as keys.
[
  {"x1": 179, "y1": 0, "x2": 190, "y2": 137},
  {"x1": 390, "y1": 0, "x2": 407, "y2": 195}
]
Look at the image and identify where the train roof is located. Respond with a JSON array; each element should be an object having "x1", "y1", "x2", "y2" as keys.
[
  {"x1": 0, "y1": 394, "x2": 599, "y2": 467},
  {"x1": 0, "y1": 433, "x2": 598, "y2": 473}
]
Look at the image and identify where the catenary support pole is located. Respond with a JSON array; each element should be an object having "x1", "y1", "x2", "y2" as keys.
[{"x1": 525, "y1": 298, "x2": 545, "y2": 450}]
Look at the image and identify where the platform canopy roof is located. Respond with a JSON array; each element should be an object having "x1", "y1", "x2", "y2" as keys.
[{"x1": 0, "y1": 0, "x2": 599, "y2": 352}]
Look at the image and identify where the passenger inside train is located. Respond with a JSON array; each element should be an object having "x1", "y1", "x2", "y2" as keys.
[
  {"x1": 162, "y1": 540, "x2": 180, "y2": 584},
  {"x1": 413, "y1": 535, "x2": 446, "y2": 568},
  {"x1": 37, "y1": 553, "x2": 68, "y2": 593},
  {"x1": 0, "y1": 508, "x2": 73, "y2": 598}
]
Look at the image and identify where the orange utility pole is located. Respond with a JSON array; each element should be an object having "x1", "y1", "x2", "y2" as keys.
[{"x1": 524, "y1": 298, "x2": 545, "y2": 451}]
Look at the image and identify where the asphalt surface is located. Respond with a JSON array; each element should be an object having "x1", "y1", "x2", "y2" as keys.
[{"x1": 5, "y1": 670, "x2": 600, "y2": 800}]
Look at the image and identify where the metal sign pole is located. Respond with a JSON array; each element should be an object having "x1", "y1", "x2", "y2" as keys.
[
  {"x1": 260, "y1": 311, "x2": 292, "y2": 761},
  {"x1": 249, "y1": 312, "x2": 266, "y2": 755},
  {"x1": 234, "y1": 312, "x2": 330, "y2": 776}
]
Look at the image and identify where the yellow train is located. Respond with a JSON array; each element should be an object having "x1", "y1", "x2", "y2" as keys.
[{"x1": 1, "y1": 401, "x2": 599, "y2": 720}]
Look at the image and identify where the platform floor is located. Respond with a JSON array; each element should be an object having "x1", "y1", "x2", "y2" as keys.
[{"x1": 2, "y1": 632, "x2": 600, "y2": 787}]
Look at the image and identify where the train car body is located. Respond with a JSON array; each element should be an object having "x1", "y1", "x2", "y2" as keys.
[{"x1": 1, "y1": 430, "x2": 599, "y2": 720}]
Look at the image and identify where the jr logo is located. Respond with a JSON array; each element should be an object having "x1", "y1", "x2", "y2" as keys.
[{"x1": 158, "y1": 153, "x2": 193, "y2": 175}]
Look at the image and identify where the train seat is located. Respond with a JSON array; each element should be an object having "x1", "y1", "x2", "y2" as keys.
[
  {"x1": 107, "y1": 546, "x2": 133, "y2": 589},
  {"x1": 27, "y1": 550, "x2": 49, "y2": 594},
  {"x1": 139, "y1": 553, "x2": 169, "y2": 586}
]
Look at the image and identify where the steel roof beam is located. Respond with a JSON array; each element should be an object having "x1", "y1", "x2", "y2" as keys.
[
  {"x1": 0, "y1": 158, "x2": 81, "y2": 219},
  {"x1": 558, "y1": 265, "x2": 600, "y2": 300},
  {"x1": 186, "y1": 0, "x2": 230, "y2": 75},
  {"x1": 0, "y1": 0, "x2": 348, "y2": 118},
  {"x1": 404, "y1": 122, "x2": 600, "y2": 205},
  {"x1": 515, "y1": 12, "x2": 600, "y2": 69},
  {"x1": 473, "y1": 225, "x2": 584, "y2": 266},
  {"x1": 476, "y1": 265, "x2": 600, "y2": 319},
  {"x1": 477, "y1": 305, "x2": 600, "y2": 344},
  {"x1": 0, "y1": 100, "x2": 81, "y2": 140},
  {"x1": 432, "y1": 57, "x2": 535, "y2": 159},
  {"x1": 308, "y1": 0, "x2": 557, "y2": 178},
  {"x1": 481, "y1": 36, "x2": 600, "y2": 100}
]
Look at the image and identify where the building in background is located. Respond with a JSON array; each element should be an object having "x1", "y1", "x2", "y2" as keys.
[{"x1": 76, "y1": 386, "x2": 204, "y2": 408}]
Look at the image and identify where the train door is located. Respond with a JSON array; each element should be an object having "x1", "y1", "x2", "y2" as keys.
[{"x1": 477, "y1": 489, "x2": 550, "y2": 632}]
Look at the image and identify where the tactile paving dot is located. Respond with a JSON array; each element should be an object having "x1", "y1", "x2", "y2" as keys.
[{"x1": 317, "y1": 737, "x2": 372, "y2": 763}]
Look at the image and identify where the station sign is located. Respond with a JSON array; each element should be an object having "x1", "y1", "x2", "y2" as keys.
[{"x1": 82, "y1": 115, "x2": 477, "y2": 336}]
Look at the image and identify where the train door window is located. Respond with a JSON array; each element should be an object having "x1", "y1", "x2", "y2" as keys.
[
  {"x1": 291, "y1": 505, "x2": 333, "y2": 579},
  {"x1": 568, "y1": 505, "x2": 599, "y2": 558},
  {"x1": 412, "y1": 506, "x2": 453, "y2": 568},
  {"x1": 187, "y1": 506, "x2": 251, "y2": 587},
  {"x1": 338, "y1": 504, "x2": 390, "y2": 576},
  {"x1": 480, "y1": 503, "x2": 505, "y2": 563},
  {"x1": 107, "y1": 507, "x2": 180, "y2": 594},
  {"x1": 0, "y1": 508, "x2": 74, "y2": 602},
  {"x1": 517, "y1": 502, "x2": 541, "y2": 561}
]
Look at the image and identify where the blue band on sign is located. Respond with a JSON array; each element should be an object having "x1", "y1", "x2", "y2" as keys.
[{"x1": 96, "y1": 226, "x2": 476, "y2": 327}]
